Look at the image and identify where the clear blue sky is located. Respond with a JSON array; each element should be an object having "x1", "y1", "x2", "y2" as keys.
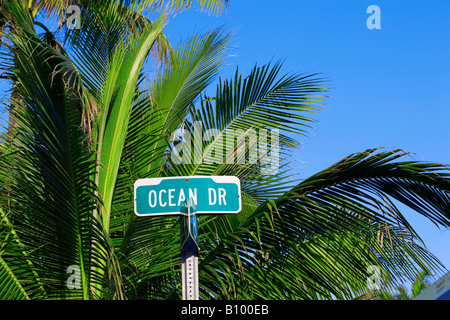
[
  {"x1": 161, "y1": 0, "x2": 450, "y2": 274},
  {"x1": 1, "y1": 0, "x2": 448, "y2": 282}
]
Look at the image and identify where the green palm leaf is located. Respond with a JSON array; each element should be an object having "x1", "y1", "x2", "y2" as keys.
[
  {"x1": 0, "y1": 0, "x2": 105, "y2": 299},
  {"x1": 196, "y1": 148, "x2": 450, "y2": 299},
  {"x1": 94, "y1": 13, "x2": 165, "y2": 233}
]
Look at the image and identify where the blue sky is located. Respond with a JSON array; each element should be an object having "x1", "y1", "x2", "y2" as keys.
[{"x1": 162, "y1": 0, "x2": 450, "y2": 274}]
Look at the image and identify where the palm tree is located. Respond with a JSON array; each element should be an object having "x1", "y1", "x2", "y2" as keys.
[
  {"x1": 1, "y1": 0, "x2": 450, "y2": 300},
  {"x1": 0, "y1": 0, "x2": 227, "y2": 132}
]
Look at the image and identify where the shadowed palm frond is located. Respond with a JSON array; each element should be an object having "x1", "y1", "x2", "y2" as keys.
[
  {"x1": 196, "y1": 148, "x2": 450, "y2": 299},
  {"x1": 0, "y1": 0, "x2": 107, "y2": 299}
]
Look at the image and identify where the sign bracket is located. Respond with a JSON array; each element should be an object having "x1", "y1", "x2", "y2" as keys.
[{"x1": 181, "y1": 198, "x2": 199, "y2": 300}]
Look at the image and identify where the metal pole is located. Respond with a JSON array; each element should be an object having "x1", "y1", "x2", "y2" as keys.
[
  {"x1": 181, "y1": 198, "x2": 199, "y2": 300},
  {"x1": 181, "y1": 250, "x2": 198, "y2": 300}
]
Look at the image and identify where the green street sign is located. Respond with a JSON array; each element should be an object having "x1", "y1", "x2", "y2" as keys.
[{"x1": 134, "y1": 176, "x2": 241, "y2": 217}]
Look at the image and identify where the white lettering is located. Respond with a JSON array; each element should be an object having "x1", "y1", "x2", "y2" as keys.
[
  {"x1": 367, "y1": 5, "x2": 381, "y2": 30},
  {"x1": 149, "y1": 190, "x2": 157, "y2": 208},
  {"x1": 260, "y1": 128, "x2": 279, "y2": 175},
  {"x1": 225, "y1": 304, "x2": 269, "y2": 315},
  {"x1": 168, "y1": 189, "x2": 176, "y2": 206},
  {"x1": 193, "y1": 121, "x2": 203, "y2": 165},
  {"x1": 66, "y1": 265, "x2": 81, "y2": 289},
  {"x1": 189, "y1": 188, "x2": 197, "y2": 206},
  {"x1": 159, "y1": 189, "x2": 167, "y2": 207},
  {"x1": 208, "y1": 188, "x2": 217, "y2": 205},
  {"x1": 66, "y1": 5, "x2": 81, "y2": 30},
  {"x1": 218, "y1": 188, "x2": 226, "y2": 205},
  {"x1": 178, "y1": 189, "x2": 186, "y2": 206},
  {"x1": 203, "y1": 129, "x2": 223, "y2": 164},
  {"x1": 181, "y1": 304, "x2": 216, "y2": 317},
  {"x1": 171, "y1": 128, "x2": 191, "y2": 164},
  {"x1": 367, "y1": 265, "x2": 381, "y2": 290}
]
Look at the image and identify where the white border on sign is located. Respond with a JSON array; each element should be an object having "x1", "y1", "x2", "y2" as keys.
[{"x1": 134, "y1": 176, "x2": 242, "y2": 217}]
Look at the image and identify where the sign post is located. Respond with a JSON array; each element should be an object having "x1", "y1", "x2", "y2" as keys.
[
  {"x1": 134, "y1": 176, "x2": 241, "y2": 300},
  {"x1": 180, "y1": 198, "x2": 199, "y2": 300}
]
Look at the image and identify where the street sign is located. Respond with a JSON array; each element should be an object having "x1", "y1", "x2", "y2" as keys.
[
  {"x1": 134, "y1": 175, "x2": 241, "y2": 301},
  {"x1": 134, "y1": 176, "x2": 241, "y2": 217}
]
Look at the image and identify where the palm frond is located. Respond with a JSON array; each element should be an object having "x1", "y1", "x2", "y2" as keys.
[
  {"x1": 195, "y1": 148, "x2": 450, "y2": 299},
  {"x1": 150, "y1": 28, "x2": 232, "y2": 140},
  {"x1": 167, "y1": 61, "x2": 327, "y2": 201},
  {"x1": 118, "y1": 0, "x2": 229, "y2": 15},
  {"x1": 94, "y1": 13, "x2": 165, "y2": 233},
  {"x1": 0, "y1": 1, "x2": 107, "y2": 299}
]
